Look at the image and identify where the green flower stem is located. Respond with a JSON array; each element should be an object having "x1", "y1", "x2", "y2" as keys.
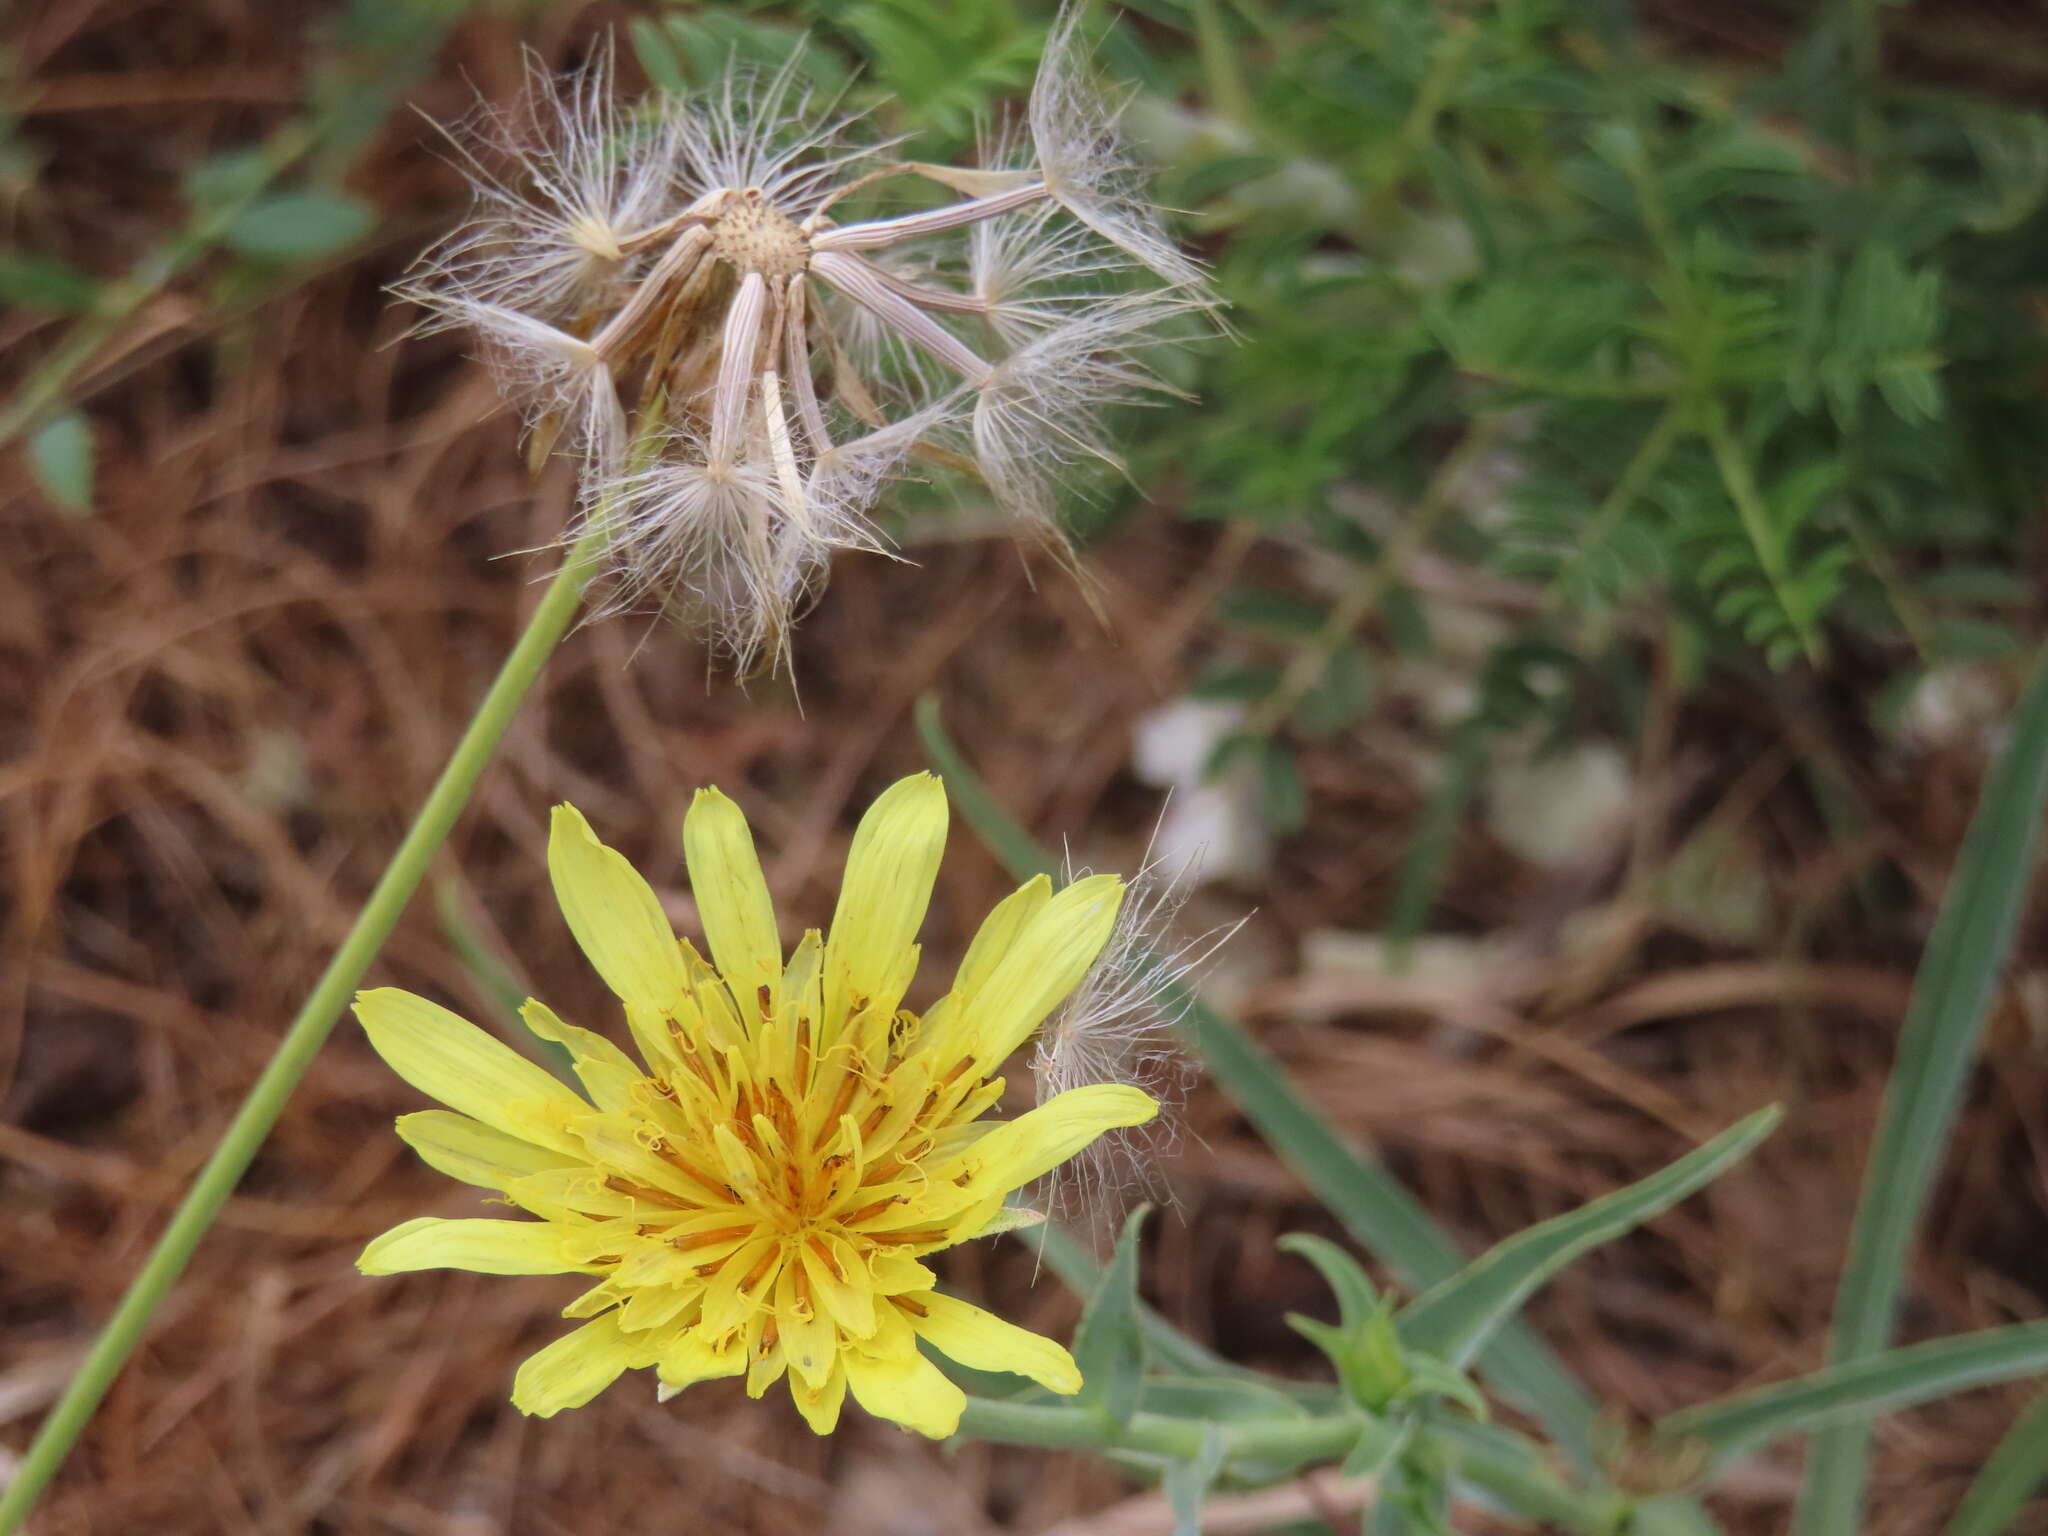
[
  {"x1": 956, "y1": 1396, "x2": 1366, "y2": 1467},
  {"x1": 0, "y1": 528, "x2": 604, "y2": 1535}
]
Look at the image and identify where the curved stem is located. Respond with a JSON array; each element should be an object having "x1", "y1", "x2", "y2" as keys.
[{"x1": 0, "y1": 528, "x2": 605, "y2": 1534}]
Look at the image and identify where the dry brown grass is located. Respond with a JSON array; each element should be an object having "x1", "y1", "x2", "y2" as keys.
[{"x1": 5, "y1": 3, "x2": 2048, "y2": 1533}]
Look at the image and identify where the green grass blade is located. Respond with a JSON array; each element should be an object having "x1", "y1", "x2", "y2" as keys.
[
  {"x1": 1666, "y1": 1320, "x2": 2048, "y2": 1460},
  {"x1": 916, "y1": 696, "x2": 1600, "y2": 1460},
  {"x1": 1400, "y1": 1107, "x2": 1782, "y2": 1368},
  {"x1": 1796, "y1": 653, "x2": 2048, "y2": 1535},
  {"x1": 1943, "y1": 1388, "x2": 2048, "y2": 1536}
]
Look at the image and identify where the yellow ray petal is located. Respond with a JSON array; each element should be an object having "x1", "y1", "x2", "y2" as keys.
[
  {"x1": 519, "y1": 999, "x2": 642, "y2": 1111},
  {"x1": 563, "y1": 1280, "x2": 625, "y2": 1320},
  {"x1": 656, "y1": 1326, "x2": 749, "y2": 1392},
  {"x1": 961, "y1": 874, "x2": 1125, "y2": 1065},
  {"x1": 950, "y1": 1083, "x2": 1158, "y2": 1198},
  {"x1": 746, "y1": 1316, "x2": 788, "y2": 1398},
  {"x1": 355, "y1": 989, "x2": 586, "y2": 1155},
  {"x1": 776, "y1": 1264, "x2": 839, "y2": 1389},
  {"x1": 620, "y1": 1283, "x2": 699, "y2": 1334},
  {"x1": 800, "y1": 1233, "x2": 877, "y2": 1339},
  {"x1": 393, "y1": 1110, "x2": 577, "y2": 1190},
  {"x1": 868, "y1": 1250, "x2": 938, "y2": 1295},
  {"x1": 843, "y1": 1344, "x2": 967, "y2": 1439},
  {"x1": 511, "y1": 1314, "x2": 650, "y2": 1417},
  {"x1": 919, "y1": 875, "x2": 1053, "y2": 1051},
  {"x1": 547, "y1": 804, "x2": 691, "y2": 1014},
  {"x1": 904, "y1": 1293, "x2": 1081, "y2": 1394},
  {"x1": 791, "y1": 1362, "x2": 847, "y2": 1435},
  {"x1": 957, "y1": 874, "x2": 1054, "y2": 995},
  {"x1": 359, "y1": 1217, "x2": 588, "y2": 1277},
  {"x1": 823, "y1": 774, "x2": 948, "y2": 1032},
  {"x1": 682, "y1": 788, "x2": 783, "y2": 1023},
  {"x1": 969, "y1": 1205, "x2": 1045, "y2": 1239}
]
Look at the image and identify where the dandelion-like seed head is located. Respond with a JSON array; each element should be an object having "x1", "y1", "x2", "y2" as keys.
[
  {"x1": 404, "y1": 6, "x2": 1215, "y2": 671},
  {"x1": 355, "y1": 775, "x2": 1160, "y2": 1437}
]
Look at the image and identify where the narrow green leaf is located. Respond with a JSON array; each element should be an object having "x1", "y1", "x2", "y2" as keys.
[
  {"x1": 225, "y1": 189, "x2": 376, "y2": 262},
  {"x1": 1189, "y1": 662, "x2": 1282, "y2": 702},
  {"x1": 1164, "y1": 1424, "x2": 1228, "y2": 1536},
  {"x1": 186, "y1": 148, "x2": 273, "y2": 210},
  {"x1": 1343, "y1": 1416, "x2": 1415, "y2": 1480},
  {"x1": 1073, "y1": 1205, "x2": 1149, "y2": 1425},
  {"x1": 29, "y1": 411, "x2": 94, "y2": 515},
  {"x1": 1279, "y1": 1233, "x2": 1383, "y2": 1330},
  {"x1": 1943, "y1": 1388, "x2": 2048, "y2": 1536},
  {"x1": 0, "y1": 254, "x2": 100, "y2": 314},
  {"x1": 1665, "y1": 1319, "x2": 2048, "y2": 1459},
  {"x1": 916, "y1": 696, "x2": 1602, "y2": 1466},
  {"x1": 1797, "y1": 652, "x2": 2048, "y2": 1535},
  {"x1": 628, "y1": 16, "x2": 690, "y2": 95},
  {"x1": 1191, "y1": 0, "x2": 1256, "y2": 124},
  {"x1": 1137, "y1": 1375, "x2": 1312, "y2": 1422},
  {"x1": 1294, "y1": 645, "x2": 1375, "y2": 736},
  {"x1": 1258, "y1": 740, "x2": 1307, "y2": 832},
  {"x1": 1400, "y1": 1108, "x2": 1781, "y2": 1369},
  {"x1": 1218, "y1": 587, "x2": 1327, "y2": 639}
]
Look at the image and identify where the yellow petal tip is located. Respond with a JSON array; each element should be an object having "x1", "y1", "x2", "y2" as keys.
[{"x1": 548, "y1": 802, "x2": 596, "y2": 839}]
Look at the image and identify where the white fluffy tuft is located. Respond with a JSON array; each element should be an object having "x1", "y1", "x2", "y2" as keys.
[
  {"x1": 1031, "y1": 846, "x2": 1239, "y2": 1233},
  {"x1": 397, "y1": 15, "x2": 1216, "y2": 672},
  {"x1": 402, "y1": 43, "x2": 682, "y2": 331},
  {"x1": 1027, "y1": 4, "x2": 1210, "y2": 290}
]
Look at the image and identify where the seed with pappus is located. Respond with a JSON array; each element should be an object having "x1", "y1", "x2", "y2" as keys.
[
  {"x1": 403, "y1": 10, "x2": 1216, "y2": 670},
  {"x1": 353, "y1": 774, "x2": 1158, "y2": 1436}
]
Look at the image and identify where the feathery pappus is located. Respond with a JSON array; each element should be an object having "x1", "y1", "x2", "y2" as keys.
[{"x1": 403, "y1": 8, "x2": 1216, "y2": 669}]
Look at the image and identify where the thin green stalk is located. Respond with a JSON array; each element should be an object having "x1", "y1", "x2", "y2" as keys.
[
  {"x1": 1543, "y1": 399, "x2": 1685, "y2": 615},
  {"x1": 1702, "y1": 398, "x2": 1824, "y2": 667},
  {"x1": 956, "y1": 1396, "x2": 1365, "y2": 1466},
  {"x1": 0, "y1": 530, "x2": 603, "y2": 1535}
]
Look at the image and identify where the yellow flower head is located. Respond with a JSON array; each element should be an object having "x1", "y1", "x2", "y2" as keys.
[{"x1": 355, "y1": 773, "x2": 1155, "y2": 1437}]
